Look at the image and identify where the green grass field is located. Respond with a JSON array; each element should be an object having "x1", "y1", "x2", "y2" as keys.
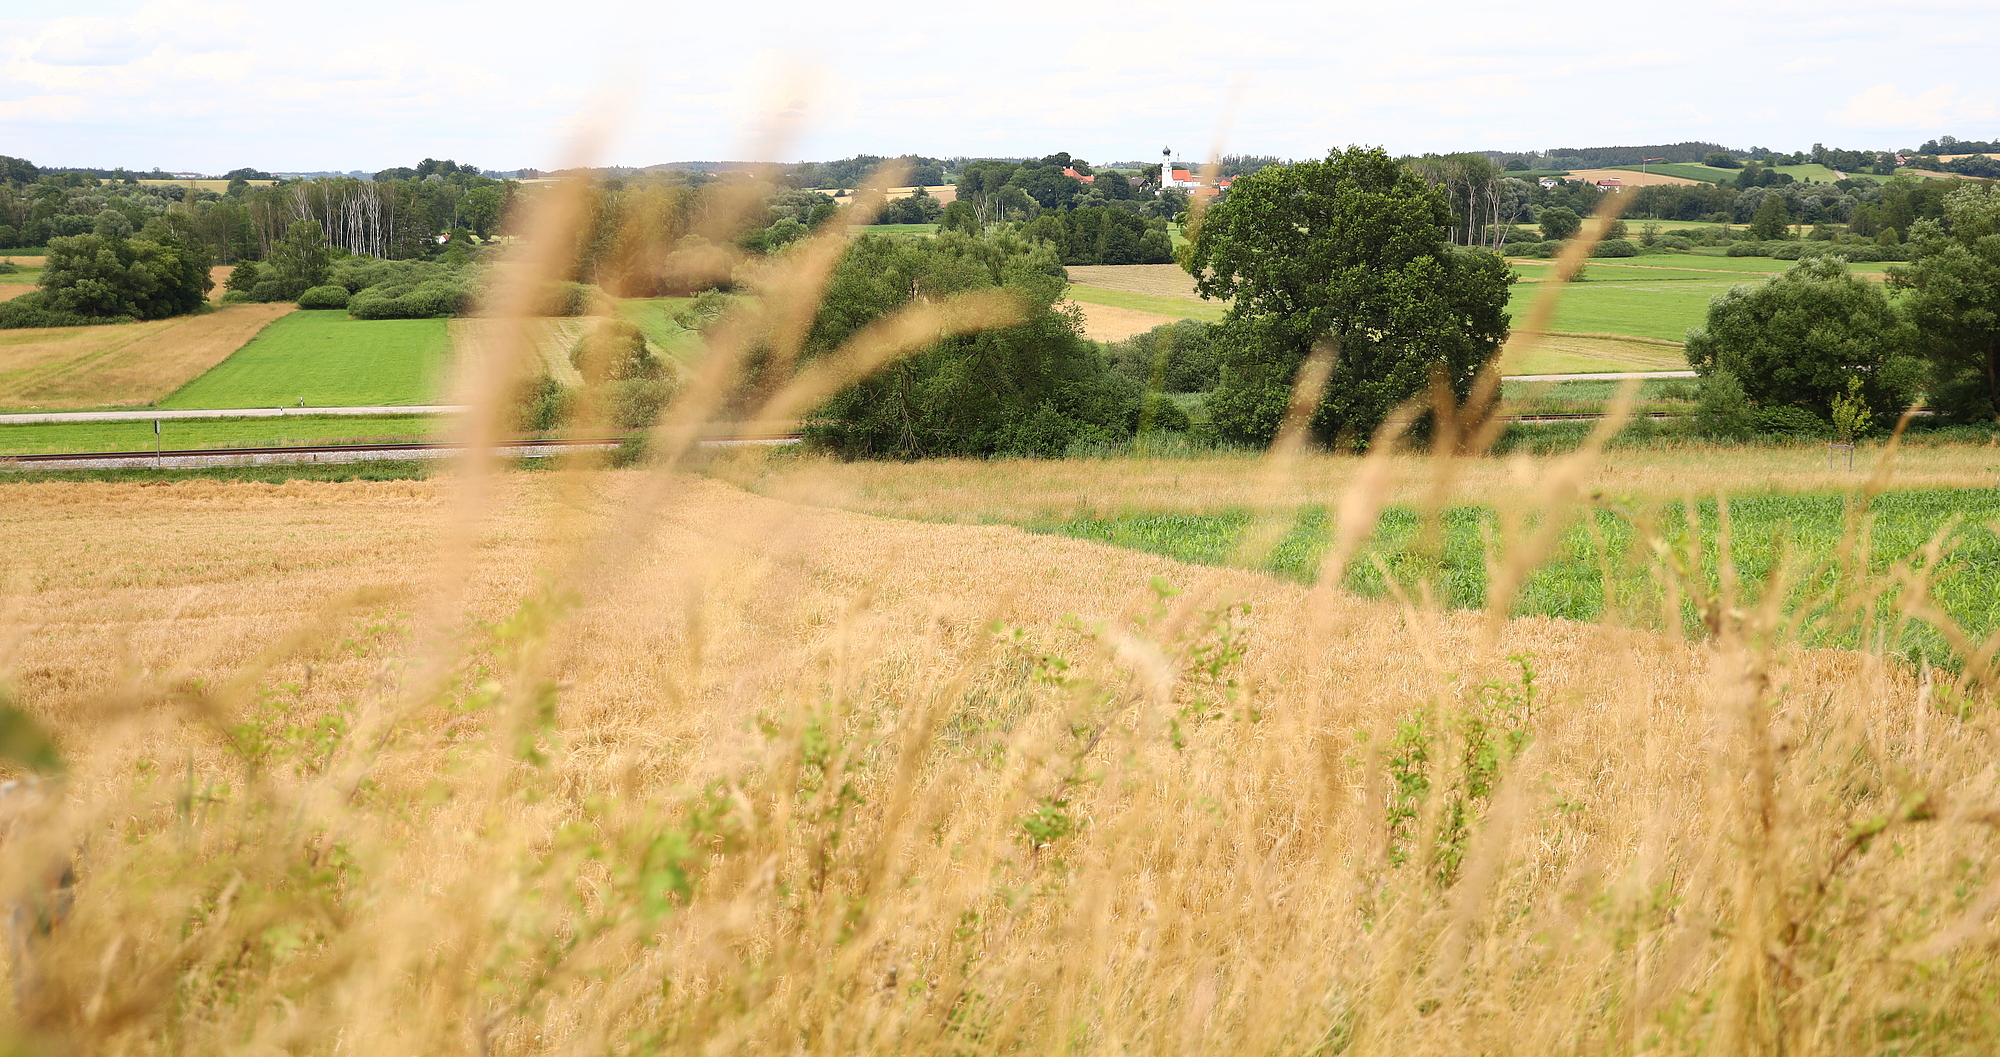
[
  {"x1": 160, "y1": 310, "x2": 451, "y2": 408},
  {"x1": 1027, "y1": 489, "x2": 2000, "y2": 665},
  {"x1": 1507, "y1": 267, "x2": 1739, "y2": 341},
  {"x1": 1508, "y1": 257, "x2": 1890, "y2": 342},
  {"x1": 0, "y1": 414, "x2": 444, "y2": 456},
  {"x1": 1771, "y1": 163, "x2": 1856, "y2": 183},
  {"x1": 1065, "y1": 284, "x2": 1229, "y2": 323},
  {"x1": 1607, "y1": 163, "x2": 1740, "y2": 184},
  {"x1": 865, "y1": 223, "x2": 940, "y2": 235},
  {"x1": 616, "y1": 296, "x2": 697, "y2": 356}
]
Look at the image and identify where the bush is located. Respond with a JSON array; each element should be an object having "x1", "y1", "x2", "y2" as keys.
[
  {"x1": 224, "y1": 261, "x2": 262, "y2": 295},
  {"x1": 514, "y1": 373, "x2": 571, "y2": 433},
  {"x1": 569, "y1": 320, "x2": 659, "y2": 384},
  {"x1": 0, "y1": 291, "x2": 102, "y2": 329},
  {"x1": 538, "y1": 281, "x2": 595, "y2": 317},
  {"x1": 674, "y1": 289, "x2": 735, "y2": 331},
  {"x1": 608, "y1": 377, "x2": 678, "y2": 430},
  {"x1": 1104, "y1": 319, "x2": 1219, "y2": 393},
  {"x1": 1769, "y1": 243, "x2": 1803, "y2": 260},
  {"x1": 1134, "y1": 393, "x2": 1191, "y2": 433},
  {"x1": 297, "y1": 285, "x2": 350, "y2": 310},
  {"x1": 1655, "y1": 234, "x2": 1694, "y2": 251},
  {"x1": 349, "y1": 280, "x2": 470, "y2": 319},
  {"x1": 250, "y1": 279, "x2": 288, "y2": 302},
  {"x1": 219, "y1": 290, "x2": 257, "y2": 304},
  {"x1": 1694, "y1": 370, "x2": 1753, "y2": 439},
  {"x1": 1591, "y1": 239, "x2": 1638, "y2": 258},
  {"x1": 1726, "y1": 242, "x2": 1771, "y2": 257},
  {"x1": 1751, "y1": 404, "x2": 1830, "y2": 436}
]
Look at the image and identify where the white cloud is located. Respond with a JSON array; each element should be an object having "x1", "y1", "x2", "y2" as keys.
[
  {"x1": 1829, "y1": 82, "x2": 1994, "y2": 130},
  {"x1": 31, "y1": 19, "x2": 149, "y2": 66}
]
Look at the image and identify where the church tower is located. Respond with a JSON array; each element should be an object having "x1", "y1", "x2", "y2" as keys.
[{"x1": 1161, "y1": 146, "x2": 1173, "y2": 189}]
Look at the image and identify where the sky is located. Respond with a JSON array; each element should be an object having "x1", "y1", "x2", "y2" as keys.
[{"x1": 2, "y1": 0, "x2": 1996, "y2": 174}]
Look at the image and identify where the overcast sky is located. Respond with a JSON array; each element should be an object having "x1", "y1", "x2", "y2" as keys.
[{"x1": 3, "y1": 0, "x2": 1996, "y2": 173}]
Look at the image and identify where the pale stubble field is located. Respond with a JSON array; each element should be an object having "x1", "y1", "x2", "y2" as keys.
[{"x1": 3, "y1": 447, "x2": 1997, "y2": 1055}]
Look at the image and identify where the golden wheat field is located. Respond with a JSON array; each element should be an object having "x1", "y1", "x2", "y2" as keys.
[
  {"x1": 1066, "y1": 264, "x2": 1204, "y2": 300},
  {"x1": 5, "y1": 444, "x2": 2000, "y2": 1055},
  {"x1": 5, "y1": 166, "x2": 2000, "y2": 1057},
  {"x1": 0, "y1": 303, "x2": 294, "y2": 411}
]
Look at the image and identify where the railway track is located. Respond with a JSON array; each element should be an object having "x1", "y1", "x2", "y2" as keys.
[{"x1": 0, "y1": 433, "x2": 804, "y2": 470}]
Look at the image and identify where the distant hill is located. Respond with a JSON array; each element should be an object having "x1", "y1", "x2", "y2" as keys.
[{"x1": 1487, "y1": 142, "x2": 1735, "y2": 169}]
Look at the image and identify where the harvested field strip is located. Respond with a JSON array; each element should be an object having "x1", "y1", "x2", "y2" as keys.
[
  {"x1": 1027, "y1": 489, "x2": 2000, "y2": 661},
  {"x1": 1072, "y1": 301, "x2": 1181, "y2": 341},
  {"x1": 0, "y1": 303, "x2": 295, "y2": 411},
  {"x1": 0, "y1": 413, "x2": 443, "y2": 456},
  {"x1": 1065, "y1": 285, "x2": 1227, "y2": 323},
  {"x1": 1066, "y1": 263, "x2": 1203, "y2": 299},
  {"x1": 164, "y1": 311, "x2": 450, "y2": 408},
  {"x1": 1498, "y1": 332, "x2": 1689, "y2": 375}
]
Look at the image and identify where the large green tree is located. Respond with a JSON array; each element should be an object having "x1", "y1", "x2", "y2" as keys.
[
  {"x1": 37, "y1": 230, "x2": 212, "y2": 320},
  {"x1": 1684, "y1": 256, "x2": 1918, "y2": 421},
  {"x1": 1186, "y1": 146, "x2": 1514, "y2": 446},
  {"x1": 804, "y1": 232, "x2": 1136, "y2": 458},
  {"x1": 1889, "y1": 182, "x2": 2000, "y2": 421}
]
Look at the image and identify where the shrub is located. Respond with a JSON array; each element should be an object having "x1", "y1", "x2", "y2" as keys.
[
  {"x1": 673, "y1": 289, "x2": 735, "y2": 331},
  {"x1": 1726, "y1": 242, "x2": 1770, "y2": 257},
  {"x1": 1134, "y1": 393, "x2": 1192, "y2": 434},
  {"x1": 569, "y1": 320, "x2": 659, "y2": 384},
  {"x1": 538, "y1": 281, "x2": 595, "y2": 317},
  {"x1": 1656, "y1": 234, "x2": 1694, "y2": 251},
  {"x1": 224, "y1": 261, "x2": 262, "y2": 295},
  {"x1": 1591, "y1": 239, "x2": 1638, "y2": 258},
  {"x1": 0, "y1": 291, "x2": 102, "y2": 329},
  {"x1": 297, "y1": 285, "x2": 350, "y2": 310},
  {"x1": 1751, "y1": 404, "x2": 1830, "y2": 436},
  {"x1": 1104, "y1": 319, "x2": 1219, "y2": 393},
  {"x1": 250, "y1": 279, "x2": 289, "y2": 302},
  {"x1": 1769, "y1": 243, "x2": 1803, "y2": 260},
  {"x1": 513, "y1": 373, "x2": 571, "y2": 433},
  {"x1": 1694, "y1": 370, "x2": 1753, "y2": 439},
  {"x1": 608, "y1": 377, "x2": 678, "y2": 430},
  {"x1": 349, "y1": 280, "x2": 470, "y2": 319}
]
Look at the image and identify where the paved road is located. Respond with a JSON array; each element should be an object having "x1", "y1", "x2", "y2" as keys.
[
  {"x1": 0, "y1": 405, "x2": 467, "y2": 425},
  {"x1": 1504, "y1": 370, "x2": 1695, "y2": 383}
]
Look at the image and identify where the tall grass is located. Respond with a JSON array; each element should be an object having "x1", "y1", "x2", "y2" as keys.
[{"x1": 4, "y1": 150, "x2": 2000, "y2": 1057}]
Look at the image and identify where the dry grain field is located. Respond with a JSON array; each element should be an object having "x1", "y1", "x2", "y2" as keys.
[
  {"x1": 0, "y1": 303, "x2": 294, "y2": 411},
  {"x1": 4, "y1": 171, "x2": 2000, "y2": 1057}
]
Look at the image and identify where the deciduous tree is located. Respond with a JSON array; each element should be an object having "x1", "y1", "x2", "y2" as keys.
[
  {"x1": 1890, "y1": 183, "x2": 2000, "y2": 420},
  {"x1": 1685, "y1": 256, "x2": 1918, "y2": 421},
  {"x1": 1186, "y1": 146, "x2": 1514, "y2": 447}
]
